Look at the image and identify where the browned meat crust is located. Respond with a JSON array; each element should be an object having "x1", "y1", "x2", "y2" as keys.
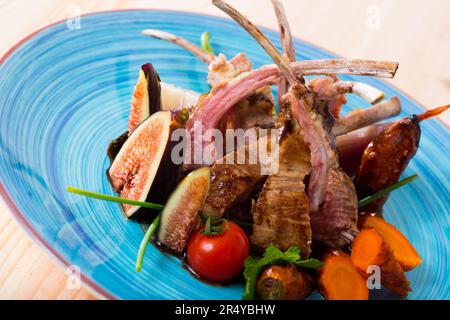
[
  {"x1": 310, "y1": 167, "x2": 359, "y2": 248},
  {"x1": 203, "y1": 140, "x2": 267, "y2": 216},
  {"x1": 288, "y1": 85, "x2": 359, "y2": 248},
  {"x1": 251, "y1": 121, "x2": 312, "y2": 258},
  {"x1": 219, "y1": 88, "x2": 276, "y2": 131}
]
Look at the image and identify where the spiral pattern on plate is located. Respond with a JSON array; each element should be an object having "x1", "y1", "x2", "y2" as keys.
[{"x1": 0, "y1": 10, "x2": 448, "y2": 299}]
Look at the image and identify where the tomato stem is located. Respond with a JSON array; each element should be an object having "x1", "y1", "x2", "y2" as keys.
[{"x1": 201, "y1": 214, "x2": 225, "y2": 236}]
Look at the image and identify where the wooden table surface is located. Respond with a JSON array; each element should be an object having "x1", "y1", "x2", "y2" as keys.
[{"x1": 0, "y1": 0, "x2": 449, "y2": 300}]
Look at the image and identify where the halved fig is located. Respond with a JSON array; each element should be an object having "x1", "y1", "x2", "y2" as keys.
[
  {"x1": 108, "y1": 111, "x2": 181, "y2": 220},
  {"x1": 158, "y1": 167, "x2": 211, "y2": 253},
  {"x1": 128, "y1": 63, "x2": 161, "y2": 134}
]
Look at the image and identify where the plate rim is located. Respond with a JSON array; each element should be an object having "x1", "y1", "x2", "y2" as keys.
[{"x1": 0, "y1": 8, "x2": 448, "y2": 300}]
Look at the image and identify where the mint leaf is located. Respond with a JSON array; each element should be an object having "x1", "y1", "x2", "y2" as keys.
[
  {"x1": 242, "y1": 245, "x2": 323, "y2": 300},
  {"x1": 295, "y1": 259, "x2": 324, "y2": 269}
]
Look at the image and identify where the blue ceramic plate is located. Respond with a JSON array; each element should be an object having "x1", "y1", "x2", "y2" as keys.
[{"x1": 0, "y1": 10, "x2": 448, "y2": 300}]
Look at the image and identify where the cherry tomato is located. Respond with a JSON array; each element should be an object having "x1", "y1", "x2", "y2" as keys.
[{"x1": 186, "y1": 220, "x2": 250, "y2": 283}]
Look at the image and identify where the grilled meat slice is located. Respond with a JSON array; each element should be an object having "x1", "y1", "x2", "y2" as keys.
[
  {"x1": 288, "y1": 85, "x2": 358, "y2": 248},
  {"x1": 251, "y1": 121, "x2": 312, "y2": 258},
  {"x1": 219, "y1": 87, "x2": 276, "y2": 131},
  {"x1": 204, "y1": 162, "x2": 264, "y2": 217},
  {"x1": 311, "y1": 167, "x2": 358, "y2": 247},
  {"x1": 271, "y1": 4, "x2": 358, "y2": 247},
  {"x1": 203, "y1": 138, "x2": 269, "y2": 216},
  {"x1": 287, "y1": 85, "x2": 333, "y2": 211},
  {"x1": 207, "y1": 53, "x2": 275, "y2": 132},
  {"x1": 185, "y1": 66, "x2": 280, "y2": 168}
]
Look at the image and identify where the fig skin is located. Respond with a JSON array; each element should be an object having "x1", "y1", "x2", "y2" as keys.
[
  {"x1": 142, "y1": 63, "x2": 162, "y2": 116},
  {"x1": 107, "y1": 131, "x2": 129, "y2": 163},
  {"x1": 256, "y1": 264, "x2": 313, "y2": 300},
  {"x1": 147, "y1": 118, "x2": 182, "y2": 208}
]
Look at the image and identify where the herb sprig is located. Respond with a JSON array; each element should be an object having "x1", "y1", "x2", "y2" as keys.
[
  {"x1": 243, "y1": 245, "x2": 323, "y2": 300},
  {"x1": 358, "y1": 174, "x2": 418, "y2": 208},
  {"x1": 201, "y1": 32, "x2": 214, "y2": 54},
  {"x1": 67, "y1": 186, "x2": 164, "y2": 272},
  {"x1": 67, "y1": 186, "x2": 164, "y2": 210},
  {"x1": 136, "y1": 214, "x2": 161, "y2": 272}
]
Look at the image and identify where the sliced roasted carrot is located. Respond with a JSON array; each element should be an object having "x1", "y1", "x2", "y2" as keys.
[
  {"x1": 351, "y1": 228, "x2": 386, "y2": 271},
  {"x1": 318, "y1": 251, "x2": 369, "y2": 300},
  {"x1": 360, "y1": 215, "x2": 422, "y2": 271},
  {"x1": 351, "y1": 228, "x2": 411, "y2": 297}
]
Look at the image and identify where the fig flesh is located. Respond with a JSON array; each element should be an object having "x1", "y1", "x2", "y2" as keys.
[
  {"x1": 108, "y1": 111, "x2": 181, "y2": 220},
  {"x1": 158, "y1": 167, "x2": 211, "y2": 253},
  {"x1": 128, "y1": 63, "x2": 161, "y2": 134}
]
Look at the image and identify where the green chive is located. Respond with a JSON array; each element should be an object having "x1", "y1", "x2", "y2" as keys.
[
  {"x1": 358, "y1": 174, "x2": 418, "y2": 208},
  {"x1": 67, "y1": 186, "x2": 164, "y2": 210},
  {"x1": 201, "y1": 32, "x2": 214, "y2": 54},
  {"x1": 135, "y1": 214, "x2": 161, "y2": 272}
]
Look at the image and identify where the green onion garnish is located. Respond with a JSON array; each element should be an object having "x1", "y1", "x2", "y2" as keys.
[
  {"x1": 67, "y1": 186, "x2": 164, "y2": 210},
  {"x1": 136, "y1": 214, "x2": 161, "y2": 272},
  {"x1": 201, "y1": 32, "x2": 214, "y2": 54},
  {"x1": 67, "y1": 186, "x2": 164, "y2": 272},
  {"x1": 358, "y1": 174, "x2": 418, "y2": 208}
]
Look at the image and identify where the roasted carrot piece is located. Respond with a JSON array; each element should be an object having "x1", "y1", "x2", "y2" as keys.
[
  {"x1": 318, "y1": 251, "x2": 369, "y2": 300},
  {"x1": 360, "y1": 215, "x2": 422, "y2": 271},
  {"x1": 351, "y1": 228, "x2": 411, "y2": 297}
]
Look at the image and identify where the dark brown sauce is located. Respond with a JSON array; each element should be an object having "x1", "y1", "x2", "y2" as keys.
[{"x1": 151, "y1": 236, "x2": 245, "y2": 287}]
